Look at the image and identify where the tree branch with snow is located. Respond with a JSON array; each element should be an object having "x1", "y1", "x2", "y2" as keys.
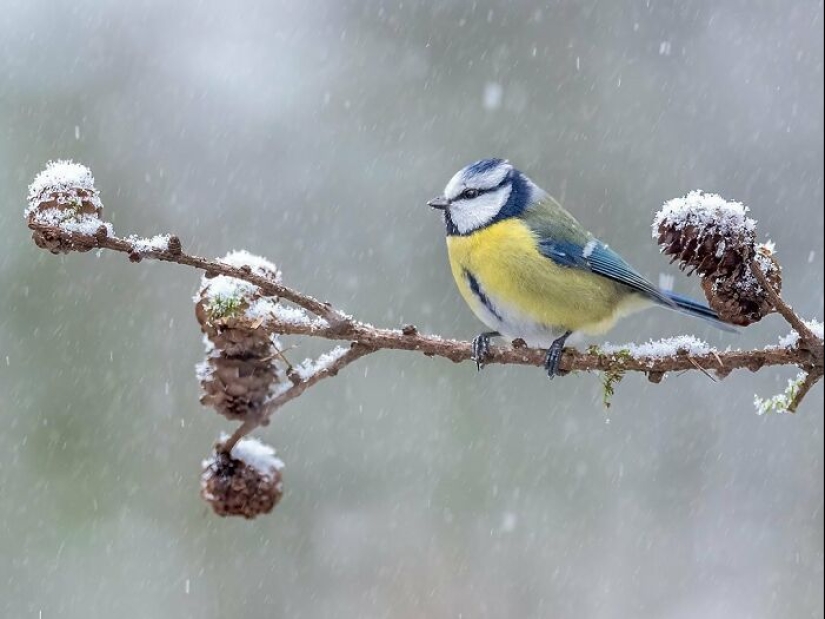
[{"x1": 24, "y1": 161, "x2": 824, "y2": 518}]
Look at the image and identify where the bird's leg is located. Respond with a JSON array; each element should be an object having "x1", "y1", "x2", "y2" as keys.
[
  {"x1": 544, "y1": 330, "x2": 573, "y2": 379},
  {"x1": 471, "y1": 331, "x2": 500, "y2": 371}
]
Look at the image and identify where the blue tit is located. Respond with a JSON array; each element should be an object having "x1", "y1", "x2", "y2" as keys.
[{"x1": 427, "y1": 158, "x2": 734, "y2": 377}]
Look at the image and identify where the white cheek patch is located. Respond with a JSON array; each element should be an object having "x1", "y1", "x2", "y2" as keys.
[{"x1": 449, "y1": 185, "x2": 512, "y2": 235}]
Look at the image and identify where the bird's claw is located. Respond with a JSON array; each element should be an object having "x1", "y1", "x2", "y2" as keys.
[
  {"x1": 543, "y1": 346, "x2": 564, "y2": 379},
  {"x1": 471, "y1": 333, "x2": 494, "y2": 371},
  {"x1": 543, "y1": 331, "x2": 572, "y2": 379}
]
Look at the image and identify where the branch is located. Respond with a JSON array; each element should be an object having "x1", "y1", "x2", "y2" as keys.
[
  {"x1": 789, "y1": 371, "x2": 821, "y2": 414},
  {"x1": 750, "y1": 258, "x2": 824, "y2": 412},
  {"x1": 752, "y1": 260, "x2": 822, "y2": 353},
  {"x1": 220, "y1": 343, "x2": 374, "y2": 453},
  {"x1": 24, "y1": 165, "x2": 824, "y2": 519},
  {"x1": 28, "y1": 221, "x2": 820, "y2": 381},
  {"x1": 257, "y1": 314, "x2": 810, "y2": 374},
  {"x1": 33, "y1": 222, "x2": 349, "y2": 325}
]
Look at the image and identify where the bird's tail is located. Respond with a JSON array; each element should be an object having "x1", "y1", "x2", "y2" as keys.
[{"x1": 663, "y1": 291, "x2": 738, "y2": 332}]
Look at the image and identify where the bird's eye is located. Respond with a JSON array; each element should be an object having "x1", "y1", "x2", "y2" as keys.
[{"x1": 461, "y1": 188, "x2": 480, "y2": 200}]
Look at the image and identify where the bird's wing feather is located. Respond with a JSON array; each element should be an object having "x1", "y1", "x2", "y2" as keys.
[
  {"x1": 525, "y1": 195, "x2": 674, "y2": 306},
  {"x1": 539, "y1": 237, "x2": 673, "y2": 305}
]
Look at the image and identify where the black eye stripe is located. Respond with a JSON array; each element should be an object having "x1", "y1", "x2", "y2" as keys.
[{"x1": 459, "y1": 171, "x2": 513, "y2": 200}]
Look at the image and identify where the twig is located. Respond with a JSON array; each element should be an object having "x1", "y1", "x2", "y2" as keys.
[
  {"x1": 750, "y1": 258, "x2": 823, "y2": 412},
  {"x1": 788, "y1": 372, "x2": 820, "y2": 414},
  {"x1": 220, "y1": 343, "x2": 375, "y2": 452},
  {"x1": 32, "y1": 223, "x2": 348, "y2": 324},
  {"x1": 752, "y1": 259, "x2": 821, "y2": 349},
  {"x1": 687, "y1": 355, "x2": 718, "y2": 382}
]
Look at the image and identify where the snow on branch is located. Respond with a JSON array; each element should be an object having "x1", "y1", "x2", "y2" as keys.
[{"x1": 23, "y1": 162, "x2": 824, "y2": 517}]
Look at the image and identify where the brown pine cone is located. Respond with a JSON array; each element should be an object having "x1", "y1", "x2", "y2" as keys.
[
  {"x1": 26, "y1": 160, "x2": 110, "y2": 254},
  {"x1": 201, "y1": 437, "x2": 285, "y2": 519},
  {"x1": 197, "y1": 353, "x2": 283, "y2": 422},
  {"x1": 195, "y1": 252, "x2": 287, "y2": 422},
  {"x1": 701, "y1": 243, "x2": 782, "y2": 326},
  {"x1": 654, "y1": 190, "x2": 756, "y2": 278}
]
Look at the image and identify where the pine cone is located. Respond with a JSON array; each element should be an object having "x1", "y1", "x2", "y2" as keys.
[
  {"x1": 26, "y1": 160, "x2": 109, "y2": 254},
  {"x1": 195, "y1": 252, "x2": 286, "y2": 422},
  {"x1": 201, "y1": 438, "x2": 284, "y2": 519},
  {"x1": 654, "y1": 190, "x2": 756, "y2": 278},
  {"x1": 701, "y1": 243, "x2": 782, "y2": 326},
  {"x1": 198, "y1": 352, "x2": 281, "y2": 422}
]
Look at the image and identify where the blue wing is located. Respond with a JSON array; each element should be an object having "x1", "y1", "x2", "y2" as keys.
[
  {"x1": 538, "y1": 237, "x2": 736, "y2": 331},
  {"x1": 538, "y1": 237, "x2": 674, "y2": 306},
  {"x1": 523, "y1": 194, "x2": 733, "y2": 331}
]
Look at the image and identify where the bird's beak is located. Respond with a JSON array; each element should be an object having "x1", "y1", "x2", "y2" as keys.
[{"x1": 427, "y1": 196, "x2": 450, "y2": 210}]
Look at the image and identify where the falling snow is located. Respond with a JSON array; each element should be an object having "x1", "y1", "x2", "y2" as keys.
[
  {"x1": 483, "y1": 82, "x2": 503, "y2": 110},
  {"x1": 3, "y1": 2, "x2": 823, "y2": 617}
]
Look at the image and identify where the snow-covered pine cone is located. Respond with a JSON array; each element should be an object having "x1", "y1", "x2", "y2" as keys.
[
  {"x1": 201, "y1": 437, "x2": 284, "y2": 519},
  {"x1": 701, "y1": 243, "x2": 782, "y2": 326},
  {"x1": 653, "y1": 191, "x2": 782, "y2": 326},
  {"x1": 195, "y1": 251, "x2": 286, "y2": 422},
  {"x1": 654, "y1": 190, "x2": 756, "y2": 278},
  {"x1": 26, "y1": 160, "x2": 110, "y2": 254}
]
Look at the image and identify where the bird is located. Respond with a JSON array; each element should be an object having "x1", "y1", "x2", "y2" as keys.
[{"x1": 426, "y1": 158, "x2": 734, "y2": 377}]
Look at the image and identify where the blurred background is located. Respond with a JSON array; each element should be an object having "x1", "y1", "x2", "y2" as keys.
[{"x1": 1, "y1": 1, "x2": 822, "y2": 617}]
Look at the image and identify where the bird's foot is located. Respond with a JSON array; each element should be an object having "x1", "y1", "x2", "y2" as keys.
[
  {"x1": 543, "y1": 331, "x2": 572, "y2": 379},
  {"x1": 471, "y1": 331, "x2": 499, "y2": 371}
]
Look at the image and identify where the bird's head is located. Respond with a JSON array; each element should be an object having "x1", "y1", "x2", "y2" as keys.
[{"x1": 427, "y1": 158, "x2": 538, "y2": 235}]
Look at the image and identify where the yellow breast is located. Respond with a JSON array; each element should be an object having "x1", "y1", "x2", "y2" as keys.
[{"x1": 446, "y1": 219, "x2": 643, "y2": 335}]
